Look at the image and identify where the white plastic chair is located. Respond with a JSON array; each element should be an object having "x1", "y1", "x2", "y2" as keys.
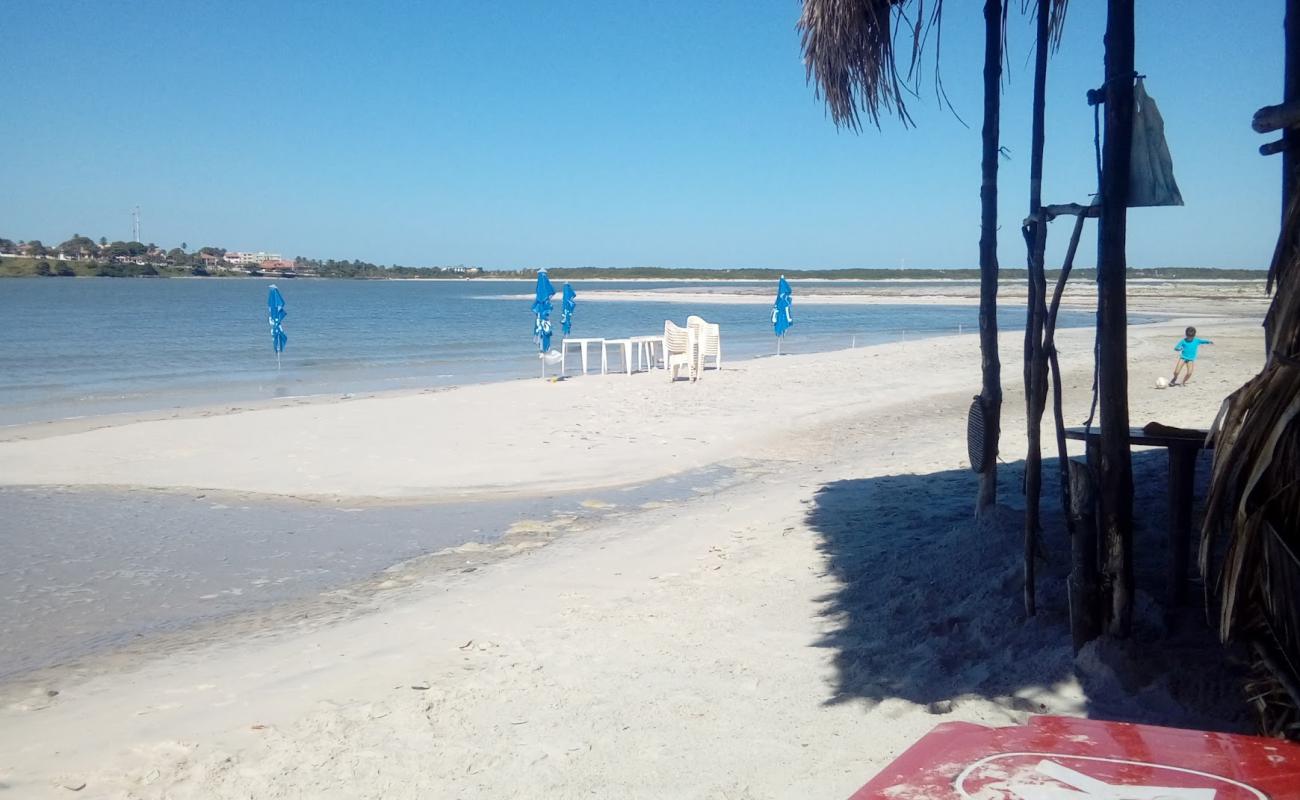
[
  {"x1": 663, "y1": 321, "x2": 696, "y2": 382},
  {"x1": 686, "y1": 315, "x2": 722, "y2": 374}
]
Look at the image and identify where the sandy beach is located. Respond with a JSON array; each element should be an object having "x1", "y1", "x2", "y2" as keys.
[
  {"x1": 0, "y1": 288, "x2": 1272, "y2": 798},
  {"x1": 495, "y1": 278, "x2": 1273, "y2": 315}
]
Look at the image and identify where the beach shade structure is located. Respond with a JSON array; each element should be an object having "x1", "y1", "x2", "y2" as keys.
[
  {"x1": 772, "y1": 275, "x2": 793, "y2": 354},
  {"x1": 267, "y1": 284, "x2": 287, "y2": 370},
  {"x1": 561, "y1": 283, "x2": 577, "y2": 336},
  {"x1": 530, "y1": 269, "x2": 556, "y2": 377}
]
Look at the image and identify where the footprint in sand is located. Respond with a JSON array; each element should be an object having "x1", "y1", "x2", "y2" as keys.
[
  {"x1": 134, "y1": 702, "x2": 182, "y2": 716},
  {"x1": 7, "y1": 687, "x2": 60, "y2": 712}
]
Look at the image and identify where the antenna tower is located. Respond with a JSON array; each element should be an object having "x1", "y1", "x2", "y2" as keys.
[{"x1": 131, "y1": 206, "x2": 141, "y2": 243}]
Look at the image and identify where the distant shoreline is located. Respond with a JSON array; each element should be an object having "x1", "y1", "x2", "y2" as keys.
[
  {"x1": 0, "y1": 273, "x2": 1273, "y2": 284},
  {"x1": 0, "y1": 256, "x2": 1270, "y2": 282}
]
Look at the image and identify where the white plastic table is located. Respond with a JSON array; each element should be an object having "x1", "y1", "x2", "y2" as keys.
[
  {"x1": 601, "y1": 338, "x2": 634, "y2": 376},
  {"x1": 629, "y1": 335, "x2": 664, "y2": 371},
  {"x1": 560, "y1": 338, "x2": 604, "y2": 375}
]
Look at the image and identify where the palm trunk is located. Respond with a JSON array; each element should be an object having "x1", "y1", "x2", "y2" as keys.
[
  {"x1": 976, "y1": 0, "x2": 1004, "y2": 518},
  {"x1": 1022, "y1": 0, "x2": 1051, "y2": 616},
  {"x1": 1098, "y1": 0, "x2": 1136, "y2": 637}
]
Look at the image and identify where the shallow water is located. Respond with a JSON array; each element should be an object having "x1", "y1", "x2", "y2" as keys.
[
  {"x1": 0, "y1": 278, "x2": 1106, "y2": 426},
  {"x1": 0, "y1": 465, "x2": 740, "y2": 681}
]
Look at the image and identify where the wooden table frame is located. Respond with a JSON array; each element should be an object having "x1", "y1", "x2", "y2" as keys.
[{"x1": 1064, "y1": 426, "x2": 1212, "y2": 608}]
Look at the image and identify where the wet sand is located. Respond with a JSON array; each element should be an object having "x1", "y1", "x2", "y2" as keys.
[{"x1": 0, "y1": 466, "x2": 739, "y2": 681}]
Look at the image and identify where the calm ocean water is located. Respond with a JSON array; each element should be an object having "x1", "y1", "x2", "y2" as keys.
[{"x1": 0, "y1": 278, "x2": 1102, "y2": 426}]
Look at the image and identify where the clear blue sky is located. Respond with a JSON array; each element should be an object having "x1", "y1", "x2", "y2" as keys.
[{"x1": 0, "y1": 1, "x2": 1284, "y2": 270}]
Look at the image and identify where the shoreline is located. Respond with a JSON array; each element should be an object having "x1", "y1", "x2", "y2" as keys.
[
  {"x1": 0, "y1": 301, "x2": 1078, "y2": 443},
  {"x1": 0, "y1": 314, "x2": 1235, "y2": 502},
  {"x1": 1, "y1": 279, "x2": 1266, "y2": 433},
  {"x1": 1, "y1": 270, "x2": 1272, "y2": 283},
  {"x1": 0, "y1": 299, "x2": 1250, "y2": 442}
]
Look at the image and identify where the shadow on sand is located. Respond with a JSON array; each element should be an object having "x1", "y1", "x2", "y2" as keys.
[{"x1": 804, "y1": 449, "x2": 1252, "y2": 732}]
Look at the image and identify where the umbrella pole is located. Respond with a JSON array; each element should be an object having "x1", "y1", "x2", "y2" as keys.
[{"x1": 277, "y1": 351, "x2": 281, "y2": 372}]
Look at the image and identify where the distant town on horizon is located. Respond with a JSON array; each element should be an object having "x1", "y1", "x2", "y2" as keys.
[{"x1": 0, "y1": 232, "x2": 1270, "y2": 282}]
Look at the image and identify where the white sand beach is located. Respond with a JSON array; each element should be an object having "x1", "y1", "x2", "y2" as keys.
[
  {"x1": 0, "y1": 292, "x2": 1271, "y2": 798},
  {"x1": 500, "y1": 278, "x2": 1273, "y2": 315}
]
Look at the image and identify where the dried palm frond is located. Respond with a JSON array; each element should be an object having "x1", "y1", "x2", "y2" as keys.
[
  {"x1": 799, "y1": 1, "x2": 1070, "y2": 131},
  {"x1": 1045, "y1": 0, "x2": 1069, "y2": 49},
  {"x1": 1202, "y1": 190, "x2": 1300, "y2": 737},
  {"x1": 1246, "y1": 638, "x2": 1300, "y2": 738},
  {"x1": 799, "y1": 0, "x2": 922, "y2": 130}
]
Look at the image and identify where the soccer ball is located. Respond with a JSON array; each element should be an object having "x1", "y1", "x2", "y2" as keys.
[{"x1": 1155, "y1": 376, "x2": 1168, "y2": 389}]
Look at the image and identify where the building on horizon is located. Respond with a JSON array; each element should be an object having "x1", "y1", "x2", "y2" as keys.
[{"x1": 224, "y1": 250, "x2": 281, "y2": 265}]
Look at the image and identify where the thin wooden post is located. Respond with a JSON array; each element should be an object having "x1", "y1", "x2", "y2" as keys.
[
  {"x1": 976, "y1": 0, "x2": 1004, "y2": 519},
  {"x1": 1283, "y1": 0, "x2": 1300, "y2": 203},
  {"x1": 1272, "y1": 0, "x2": 1300, "y2": 353},
  {"x1": 1068, "y1": 459, "x2": 1103, "y2": 650},
  {"x1": 1046, "y1": 211, "x2": 1090, "y2": 540},
  {"x1": 1021, "y1": 0, "x2": 1051, "y2": 617},
  {"x1": 1098, "y1": 0, "x2": 1137, "y2": 638}
]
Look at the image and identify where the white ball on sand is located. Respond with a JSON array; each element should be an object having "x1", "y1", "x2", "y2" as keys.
[{"x1": 1155, "y1": 376, "x2": 1168, "y2": 389}]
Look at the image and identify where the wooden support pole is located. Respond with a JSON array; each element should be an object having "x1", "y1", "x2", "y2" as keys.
[
  {"x1": 1285, "y1": 0, "x2": 1300, "y2": 195},
  {"x1": 1046, "y1": 211, "x2": 1089, "y2": 544},
  {"x1": 976, "y1": 0, "x2": 1004, "y2": 519},
  {"x1": 1068, "y1": 459, "x2": 1103, "y2": 651},
  {"x1": 1097, "y1": 0, "x2": 1136, "y2": 638},
  {"x1": 1021, "y1": 0, "x2": 1051, "y2": 617},
  {"x1": 1272, "y1": 0, "x2": 1300, "y2": 353},
  {"x1": 1048, "y1": 219, "x2": 1088, "y2": 643}
]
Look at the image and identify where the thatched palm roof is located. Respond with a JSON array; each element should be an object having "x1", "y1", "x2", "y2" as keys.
[
  {"x1": 1202, "y1": 189, "x2": 1300, "y2": 738},
  {"x1": 799, "y1": 0, "x2": 1070, "y2": 130}
]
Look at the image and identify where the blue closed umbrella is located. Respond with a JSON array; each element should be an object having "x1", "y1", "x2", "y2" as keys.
[
  {"x1": 561, "y1": 283, "x2": 577, "y2": 336},
  {"x1": 531, "y1": 269, "x2": 555, "y2": 377},
  {"x1": 268, "y1": 284, "x2": 287, "y2": 369},
  {"x1": 772, "y1": 275, "x2": 793, "y2": 353}
]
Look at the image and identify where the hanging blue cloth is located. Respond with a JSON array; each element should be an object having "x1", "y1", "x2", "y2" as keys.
[
  {"x1": 531, "y1": 269, "x2": 555, "y2": 352},
  {"x1": 268, "y1": 285, "x2": 287, "y2": 353},
  {"x1": 772, "y1": 275, "x2": 793, "y2": 337},
  {"x1": 561, "y1": 283, "x2": 577, "y2": 336}
]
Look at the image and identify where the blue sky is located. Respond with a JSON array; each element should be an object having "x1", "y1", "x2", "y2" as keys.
[{"x1": 0, "y1": 1, "x2": 1284, "y2": 270}]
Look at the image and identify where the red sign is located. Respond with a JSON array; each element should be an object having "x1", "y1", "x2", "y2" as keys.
[{"x1": 849, "y1": 717, "x2": 1300, "y2": 799}]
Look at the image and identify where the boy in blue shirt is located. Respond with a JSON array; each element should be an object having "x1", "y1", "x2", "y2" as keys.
[{"x1": 1170, "y1": 326, "x2": 1213, "y2": 386}]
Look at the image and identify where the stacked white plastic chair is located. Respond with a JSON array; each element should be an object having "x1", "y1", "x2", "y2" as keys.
[
  {"x1": 686, "y1": 315, "x2": 722, "y2": 375},
  {"x1": 663, "y1": 321, "x2": 697, "y2": 382}
]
